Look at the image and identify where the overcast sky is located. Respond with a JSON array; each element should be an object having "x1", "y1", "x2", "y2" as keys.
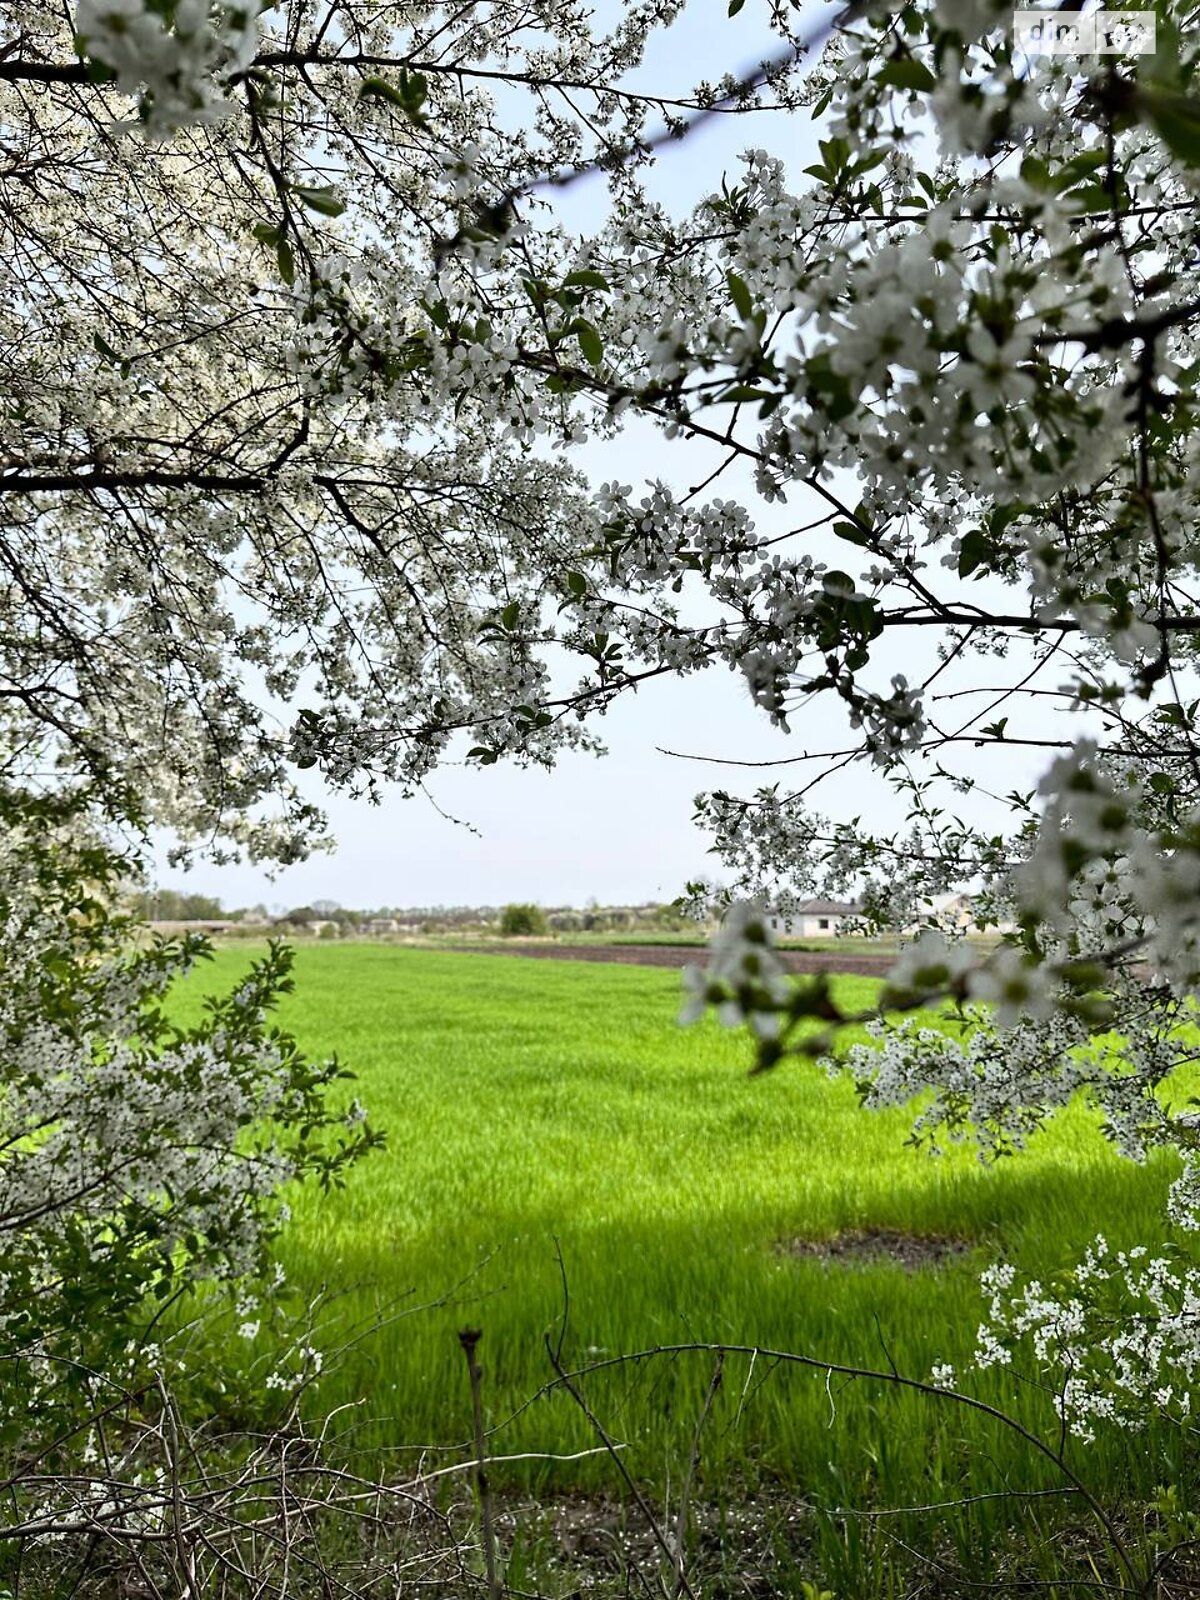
[{"x1": 153, "y1": 1, "x2": 1051, "y2": 913}]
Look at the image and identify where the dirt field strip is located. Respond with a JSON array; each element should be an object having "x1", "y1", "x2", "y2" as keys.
[{"x1": 441, "y1": 941, "x2": 897, "y2": 978}]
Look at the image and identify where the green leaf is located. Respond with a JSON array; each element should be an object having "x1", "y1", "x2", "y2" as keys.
[
  {"x1": 957, "y1": 528, "x2": 992, "y2": 579},
  {"x1": 562, "y1": 269, "x2": 610, "y2": 291},
  {"x1": 468, "y1": 746, "x2": 498, "y2": 765},
  {"x1": 358, "y1": 73, "x2": 428, "y2": 125},
  {"x1": 1060, "y1": 149, "x2": 1107, "y2": 179},
  {"x1": 92, "y1": 331, "x2": 122, "y2": 365},
  {"x1": 804, "y1": 352, "x2": 856, "y2": 422},
  {"x1": 728, "y1": 0, "x2": 745, "y2": 14},
  {"x1": 988, "y1": 501, "x2": 1029, "y2": 536},
  {"x1": 500, "y1": 600, "x2": 520, "y2": 630},
  {"x1": 566, "y1": 571, "x2": 587, "y2": 597},
  {"x1": 545, "y1": 371, "x2": 585, "y2": 396},
  {"x1": 1140, "y1": 87, "x2": 1200, "y2": 168},
  {"x1": 576, "y1": 321, "x2": 604, "y2": 366},
  {"x1": 726, "y1": 270, "x2": 753, "y2": 320},
  {"x1": 832, "y1": 519, "x2": 873, "y2": 548},
  {"x1": 252, "y1": 221, "x2": 281, "y2": 247},
  {"x1": 818, "y1": 136, "x2": 850, "y2": 175},
  {"x1": 290, "y1": 184, "x2": 345, "y2": 218},
  {"x1": 80, "y1": 51, "x2": 118, "y2": 84},
  {"x1": 1065, "y1": 183, "x2": 1114, "y2": 216},
  {"x1": 276, "y1": 236, "x2": 296, "y2": 287},
  {"x1": 720, "y1": 385, "x2": 772, "y2": 403},
  {"x1": 359, "y1": 76, "x2": 408, "y2": 107},
  {"x1": 847, "y1": 147, "x2": 888, "y2": 180},
  {"x1": 877, "y1": 56, "x2": 936, "y2": 93}
]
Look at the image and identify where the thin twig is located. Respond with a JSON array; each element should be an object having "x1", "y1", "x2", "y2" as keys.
[
  {"x1": 459, "y1": 1328, "x2": 502, "y2": 1600},
  {"x1": 671, "y1": 1352, "x2": 724, "y2": 1600},
  {"x1": 537, "y1": 1342, "x2": 1143, "y2": 1596},
  {"x1": 543, "y1": 1332, "x2": 700, "y2": 1600}
]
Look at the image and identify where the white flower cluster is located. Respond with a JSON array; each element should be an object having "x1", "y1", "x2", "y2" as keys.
[
  {"x1": 1015, "y1": 743, "x2": 1200, "y2": 994},
  {"x1": 836, "y1": 1003, "x2": 1091, "y2": 1158},
  {"x1": 75, "y1": 0, "x2": 258, "y2": 134},
  {"x1": 681, "y1": 902, "x2": 790, "y2": 1042},
  {"x1": 0, "y1": 794, "x2": 375, "y2": 1442},
  {"x1": 969, "y1": 1242, "x2": 1200, "y2": 1442},
  {"x1": 847, "y1": 675, "x2": 927, "y2": 767}
]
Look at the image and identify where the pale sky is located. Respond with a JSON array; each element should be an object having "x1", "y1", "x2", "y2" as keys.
[{"x1": 154, "y1": 1, "x2": 1052, "y2": 913}]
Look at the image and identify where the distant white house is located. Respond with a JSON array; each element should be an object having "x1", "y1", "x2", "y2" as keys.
[
  {"x1": 902, "y1": 893, "x2": 1017, "y2": 935},
  {"x1": 765, "y1": 900, "x2": 861, "y2": 939},
  {"x1": 920, "y1": 892, "x2": 976, "y2": 930},
  {"x1": 763, "y1": 891, "x2": 1015, "y2": 941},
  {"x1": 363, "y1": 917, "x2": 399, "y2": 935}
]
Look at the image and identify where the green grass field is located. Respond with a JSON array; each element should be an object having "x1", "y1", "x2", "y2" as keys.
[{"x1": 171, "y1": 943, "x2": 1191, "y2": 1592}]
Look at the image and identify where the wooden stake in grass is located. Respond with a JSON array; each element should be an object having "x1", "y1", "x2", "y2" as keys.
[{"x1": 459, "y1": 1327, "x2": 501, "y2": 1600}]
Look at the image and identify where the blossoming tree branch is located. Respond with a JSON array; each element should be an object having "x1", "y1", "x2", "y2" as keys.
[{"x1": 7, "y1": 0, "x2": 1200, "y2": 1443}]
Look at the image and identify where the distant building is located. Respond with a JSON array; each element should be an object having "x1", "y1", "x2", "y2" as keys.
[
  {"x1": 765, "y1": 900, "x2": 861, "y2": 939},
  {"x1": 921, "y1": 892, "x2": 976, "y2": 929},
  {"x1": 363, "y1": 917, "x2": 399, "y2": 935},
  {"x1": 148, "y1": 919, "x2": 235, "y2": 935},
  {"x1": 901, "y1": 893, "x2": 1017, "y2": 935}
]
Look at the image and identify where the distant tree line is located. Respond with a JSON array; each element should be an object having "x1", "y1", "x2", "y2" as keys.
[
  {"x1": 133, "y1": 892, "x2": 703, "y2": 936},
  {"x1": 130, "y1": 887, "x2": 228, "y2": 921}
]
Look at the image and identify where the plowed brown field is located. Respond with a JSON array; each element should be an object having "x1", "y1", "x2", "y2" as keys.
[{"x1": 444, "y1": 940, "x2": 896, "y2": 976}]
